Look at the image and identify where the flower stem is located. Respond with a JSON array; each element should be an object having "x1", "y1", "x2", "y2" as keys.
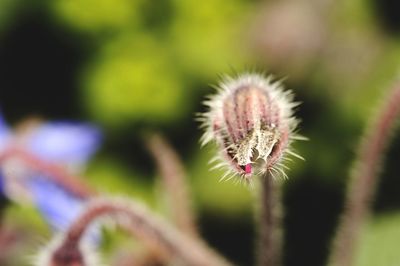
[
  {"x1": 0, "y1": 147, "x2": 95, "y2": 198},
  {"x1": 146, "y1": 133, "x2": 197, "y2": 237},
  {"x1": 58, "y1": 197, "x2": 232, "y2": 266},
  {"x1": 111, "y1": 249, "x2": 163, "y2": 266},
  {"x1": 257, "y1": 173, "x2": 283, "y2": 266},
  {"x1": 328, "y1": 85, "x2": 400, "y2": 266}
]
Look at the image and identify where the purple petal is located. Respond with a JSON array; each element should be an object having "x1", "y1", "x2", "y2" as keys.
[
  {"x1": 0, "y1": 111, "x2": 11, "y2": 150},
  {"x1": 26, "y1": 122, "x2": 102, "y2": 166},
  {"x1": 0, "y1": 170, "x2": 4, "y2": 197},
  {"x1": 28, "y1": 177, "x2": 100, "y2": 244},
  {"x1": 0, "y1": 111, "x2": 11, "y2": 198}
]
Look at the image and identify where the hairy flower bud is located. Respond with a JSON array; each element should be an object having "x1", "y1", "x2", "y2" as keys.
[{"x1": 200, "y1": 73, "x2": 302, "y2": 182}]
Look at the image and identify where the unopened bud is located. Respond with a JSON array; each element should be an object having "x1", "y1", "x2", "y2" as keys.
[{"x1": 200, "y1": 74, "x2": 302, "y2": 182}]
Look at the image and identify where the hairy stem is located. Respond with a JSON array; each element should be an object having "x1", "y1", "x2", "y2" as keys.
[
  {"x1": 60, "y1": 197, "x2": 232, "y2": 266},
  {"x1": 111, "y1": 249, "x2": 163, "y2": 266},
  {"x1": 0, "y1": 147, "x2": 94, "y2": 198},
  {"x1": 257, "y1": 173, "x2": 283, "y2": 266},
  {"x1": 146, "y1": 133, "x2": 197, "y2": 237},
  {"x1": 329, "y1": 85, "x2": 400, "y2": 266}
]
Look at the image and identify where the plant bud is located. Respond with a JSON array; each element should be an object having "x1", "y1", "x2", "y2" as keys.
[{"x1": 200, "y1": 74, "x2": 302, "y2": 182}]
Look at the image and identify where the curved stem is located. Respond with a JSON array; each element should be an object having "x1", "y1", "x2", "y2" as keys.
[
  {"x1": 111, "y1": 249, "x2": 163, "y2": 266},
  {"x1": 146, "y1": 133, "x2": 198, "y2": 237},
  {"x1": 59, "y1": 197, "x2": 232, "y2": 266},
  {"x1": 257, "y1": 173, "x2": 283, "y2": 266},
  {"x1": 329, "y1": 85, "x2": 400, "y2": 266}
]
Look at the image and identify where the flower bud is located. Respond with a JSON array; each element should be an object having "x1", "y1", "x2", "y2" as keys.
[{"x1": 200, "y1": 74, "x2": 301, "y2": 182}]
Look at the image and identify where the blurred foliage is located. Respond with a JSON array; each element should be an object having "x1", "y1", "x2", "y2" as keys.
[
  {"x1": 168, "y1": 0, "x2": 252, "y2": 77},
  {"x1": 51, "y1": 0, "x2": 254, "y2": 127},
  {"x1": 85, "y1": 157, "x2": 155, "y2": 206},
  {"x1": 51, "y1": 0, "x2": 143, "y2": 32},
  {"x1": 0, "y1": 0, "x2": 19, "y2": 31},
  {"x1": 1, "y1": 0, "x2": 400, "y2": 265},
  {"x1": 355, "y1": 212, "x2": 400, "y2": 266},
  {"x1": 83, "y1": 33, "x2": 187, "y2": 125}
]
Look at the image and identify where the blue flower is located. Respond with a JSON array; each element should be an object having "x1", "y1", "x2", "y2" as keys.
[
  {"x1": 25, "y1": 122, "x2": 102, "y2": 168},
  {"x1": 0, "y1": 112, "x2": 11, "y2": 197},
  {"x1": 0, "y1": 112, "x2": 11, "y2": 152},
  {"x1": 0, "y1": 170, "x2": 4, "y2": 197},
  {"x1": 0, "y1": 109, "x2": 102, "y2": 241},
  {"x1": 28, "y1": 177, "x2": 100, "y2": 244},
  {"x1": 29, "y1": 177, "x2": 84, "y2": 231}
]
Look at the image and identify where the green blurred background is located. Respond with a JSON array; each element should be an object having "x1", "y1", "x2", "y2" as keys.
[{"x1": 1, "y1": 0, "x2": 400, "y2": 265}]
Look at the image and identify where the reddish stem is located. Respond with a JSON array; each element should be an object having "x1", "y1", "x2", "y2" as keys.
[
  {"x1": 146, "y1": 133, "x2": 198, "y2": 237},
  {"x1": 329, "y1": 85, "x2": 400, "y2": 266},
  {"x1": 0, "y1": 147, "x2": 95, "y2": 198},
  {"x1": 257, "y1": 173, "x2": 283, "y2": 266},
  {"x1": 57, "y1": 198, "x2": 232, "y2": 266}
]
